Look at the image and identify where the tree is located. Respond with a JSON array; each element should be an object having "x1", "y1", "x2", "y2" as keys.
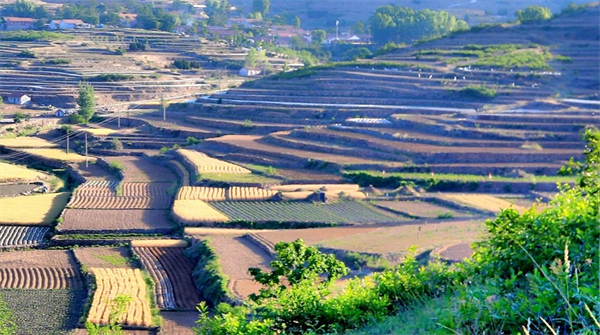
[
  {"x1": 77, "y1": 82, "x2": 96, "y2": 123},
  {"x1": 292, "y1": 16, "x2": 301, "y2": 28},
  {"x1": 252, "y1": 0, "x2": 270, "y2": 16},
  {"x1": 245, "y1": 48, "x2": 258, "y2": 67},
  {"x1": 159, "y1": 13, "x2": 181, "y2": 31},
  {"x1": 311, "y1": 29, "x2": 327, "y2": 45},
  {"x1": 351, "y1": 20, "x2": 365, "y2": 34},
  {"x1": 516, "y1": 5, "x2": 552, "y2": 23}
]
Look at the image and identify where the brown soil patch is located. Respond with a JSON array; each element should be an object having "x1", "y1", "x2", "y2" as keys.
[
  {"x1": 0, "y1": 250, "x2": 83, "y2": 289},
  {"x1": 159, "y1": 311, "x2": 197, "y2": 335},
  {"x1": 256, "y1": 226, "x2": 379, "y2": 247},
  {"x1": 208, "y1": 236, "x2": 272, "y2": 300},
  {"x1": 74, "y1": 247, "x2": 133, "y2": 269},
  {"x1": 103, "y1": 156, "x2": 177, "y2": 183}
]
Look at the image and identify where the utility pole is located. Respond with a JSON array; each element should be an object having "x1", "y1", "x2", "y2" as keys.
[
  {"x1": 66, "y1": 129, "x2": 70, "y2": 154},
  {"x1": 336, "y1": 20, "x2": 339, "y2": 41},
  {"x1": 85, "y1": 132, "x2": 88, "y2": 167},
  {"x1": 117, "y1": 115, "x2": 120, "y2": 128},
  {"x1": 161, "y1": 93, "x2": 166, "y2": 121}
]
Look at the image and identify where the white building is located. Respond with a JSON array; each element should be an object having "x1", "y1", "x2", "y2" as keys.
[
  {"x1": 49, "y1": 19, "x2": 87, "y2": 30},
  {"x1": 239, "y1": 67, "x2": 262, "y2": 77},
  {"x1": 6, "y1": 93, "x2": 31, "y2": 105}
]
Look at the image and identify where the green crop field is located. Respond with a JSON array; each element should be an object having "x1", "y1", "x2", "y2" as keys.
[
  {"x1": 0, "y1": 289, "x2": 85, "y2": 335},
  {"x1": 208, "y1": 200, "x2": 403, "y2": 224}
]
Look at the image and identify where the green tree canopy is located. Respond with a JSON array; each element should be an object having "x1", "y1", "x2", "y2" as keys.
[
  {"x1": 516, "y1": 5, "x2": 552, "y2": 23},
  {"x1": 1, "y1": 0, "x2": 48, "y2": 19},
  {"x1": 369, "y1": 5, "x2": 468, "y2": 44},
  {"x1": 252, "y1": 0, "x2": 270, "y2": 16},
  {"x1": 76, "y1": 82, "x2": 96, "y2": 123},
  {"x1": 311, "y1": 29, "x2": 327, "y2": 45}
]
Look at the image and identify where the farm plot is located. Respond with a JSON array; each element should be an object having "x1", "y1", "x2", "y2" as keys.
[
  {"x1": 172, "y1": 200, "x2": 229, "y2": 225},
  {"x1": 159, "y1": 311, "x2": 197, "y2": 335},
  {"x1": 103, "y1": 156, "x2": 177, "y2": 183},
  {"x1": 71, "y1": 162, "x2": 118, "y2": 182},
  {"x1": 0, "y1": 250, "x2": 83, "y2": 290},
  {"x1": 208, "y1": 201, "x2": 344, "y2": 224},
  {"x1": 74, "y1": 247, "x2": 132, "y2": 269},
  {"x1": 175, "y1": 186, "x2": 277, "y2": 201},
  {"x1": 20, "y1": 148, "x2": 92, "y2": 163},
  {"x1": 0, "y1": 161, "x2": 47, "y2": 182},
  {"x1": 375, "y1": 201, "x2": 474, "y2": 219},
  {"x1": 0, "y1": 137, "x2": 57, "y2": 148},
  {"x1": 0, "y1": 288, "x2": 86, "y2": 335},
  {"x1": 0, "y1": 192, "x2": 70, "y2": 225},
  {"x1": 208, "y1": 236, "x2": 272, "y2": 299},
  {"x1": 318, "y1": 220, "x2": 486, "y2": 256},
  {"x1": 87, "y1": 268, "x2": 153, "y2": 328},
  {"x1": 440, "y1": 194, "x2": 526, "y2": 213},
  {"x1": 227, "y1": 187, "x2": 277, "y2": 201},
  {"x1": 67, "y1": 182, "x2": 173, "y2": 210},
  {"x1": 208, "y1": 200, "x2": 403, "y2": 224},
  {"x1": 0, "y1": 226, "x2": 49, "y2": 248},
  {"x1": 133, "y1": 247, "x2": 201, "y2": 310},
  {"x1": 177, "y1": 149, "x2": 251, "y2": 175},
  {"x1": 59, "y1": 209, "x2": 174, "y2": 234}
]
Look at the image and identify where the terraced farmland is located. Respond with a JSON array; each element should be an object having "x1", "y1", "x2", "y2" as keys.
[
  {"x1": 59, "y1": 209, "x2": 174, "y2": 233},
  {"x1": 176, "y1": 186, "x2": 277, "y2": 201},
  {"x1": 0, "y1": 226, "x2": 49, "y2": 248},
  {"x1": 68, "y1": 182, "x2": 174, "y2": 209},
  {"x1": 208, "y1": 200, "x2": 402, "y2": 224},
  {"x1": 103, "y1": 156, "x2": 177, "y2": 183},
  {"x1": 87, "y1": 267, "x2": 153, "y2": 328},
  {"x1": 133, "y1": 247, "x2": 201, "y2": 310},
  {"x1": 172, "y1": 200, "x2": 230, "y2": 225}
]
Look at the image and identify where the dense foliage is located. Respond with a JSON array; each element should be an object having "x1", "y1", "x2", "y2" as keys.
[
  {"x1": 458, "y1": 85, "x2": 497, "y2": 100},
  {"x1": 369, "y1": 5, "x2": 468, "y2": 44},
  {"x1": 1, "y1": 0, "x2": 47, "y2": 19},
  {"x1": 173, "y1": 59, "x2": 202, "y2": 70},
  {"x1": 517, "y1": 5, "x2": 552, "y2": 23},
  {"x1": 185, "y1": 240, "x2": 234, "y2": 306}
]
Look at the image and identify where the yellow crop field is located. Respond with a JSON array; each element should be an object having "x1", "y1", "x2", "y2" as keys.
[
  {"x1": 176, "y1": 186, "x2": 226, "y2": 201},
  {"x1": 177, "y1": 149, "x2": 251, "y2": 174},
  {"x1": 87, "y1": 268, "x2": 153, "y2": 328},
  {"x1": 0, "y1": 137, "x2": 57, "y2": 148},
  {"x1": 0, "y1": 192, "x2": 70, "y2": 225},
  {"x1": 82, "y1": 128, "x2": 116, "y2": 136},
  {"x1": 130, "y1": 239, "x2": 189, "y2": 248},
  {"x1": 441, "y1": 194, "x2": 526, "y2": 213},
  {"x1": 271, "y1": 184, "x2": 361, "y2": 192},
  {"x1": 227, "y1": 187, "x2": 277, "y2": 200},
  {"x1": 172, "y1": 200, "x2": 229, "y2": 224},
  {"x1": 0, "y1": 161, "x2": 47, "y2": 182},
  {"x1": 21, "y1": 149, "x2": 94, "y2": 162}
]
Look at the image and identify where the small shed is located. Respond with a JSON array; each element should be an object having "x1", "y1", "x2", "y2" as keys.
[
  {"x1": 239, "y1": 67, "x2": 262, "y2": 77},
  {"x1": 55, "y1": 109, "x2": 75, "y2": 117},
  {"x1": 6, "y1": 93, "x2": 31, "y2": 105}
]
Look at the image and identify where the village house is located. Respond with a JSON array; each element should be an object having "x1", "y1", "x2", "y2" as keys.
[
  {"x1": 6, "y1": 93, "x2": 31, "y2": 105},
  {"x1": 239, "y1": 67, "x2": 262, "y2": 77},
  {"x1": 2, "y1": 17, "x2": 37, "y2": 31},
  {"x1": 49, "y1": 19, "x2": 87, "y2": 30}
]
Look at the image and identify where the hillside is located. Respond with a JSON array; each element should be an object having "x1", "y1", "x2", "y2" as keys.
[
  {"x1": 173, "y1": 5, "x2": 599, "y2": 180},
  {"x1": 228, "y1": 0, "x2": 593, "y2": 28}
]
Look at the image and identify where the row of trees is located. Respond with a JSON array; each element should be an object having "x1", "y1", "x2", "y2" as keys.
[{"x1": 369, "y1": 6, "x2": 468, "y2": 44}]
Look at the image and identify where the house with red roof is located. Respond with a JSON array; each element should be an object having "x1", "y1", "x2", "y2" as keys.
[{"x1": 2, "y1": 17, "x2": 38, "y2": 31}]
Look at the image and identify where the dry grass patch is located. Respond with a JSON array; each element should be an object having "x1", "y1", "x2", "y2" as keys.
[
  {"x1": 0, "y1": 137, "x2": 57, "y2": 148},
  {"x1": 177, "y1": 149, "x2": 251, "y2": 175},
  {"x1": 440, "y1": 193, "x2": 526, "y2": 213},
  {"x1": 0, "y1": 161, "x2": 47, "y2": 182},
  {"x1": 270, "y1": 184, "x2": 360, "y2": 192},
  {"x1": 21, "y1": 149, "x2": 92, "y2": 162},
  {"x1": 81, "y1": 128, "x2": 117, "y2": 136},
  {"x1": 176, "y1": 186, "x2": 226, "y2": 201},
  {"x1": 172, "y1": 200, "x2": 229, "y2": 225},
  {"x1": 0, "y1": 192, "x2": 70, "y2": 225}
]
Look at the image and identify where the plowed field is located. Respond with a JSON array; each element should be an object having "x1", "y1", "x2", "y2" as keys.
[
  {"x1": 177, "y1": 149, "x2": 251, "y2": 175},
  {"x1": 0, "y1": 250, "x2": 83, "y2": 290},
  {"x1": 134, "y1": 247, "x2": 201, "y2": 310},
  {"x1": 0, "y1": 226, "x2": 48, "y2": 248},
  {"x1": 59, "y1": 209, "x2": 173, "y2": 233}
]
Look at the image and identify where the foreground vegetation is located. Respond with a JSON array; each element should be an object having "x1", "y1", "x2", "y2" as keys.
[{"x1": 193, "y1": 129, "x2": 599, "y2": 334}]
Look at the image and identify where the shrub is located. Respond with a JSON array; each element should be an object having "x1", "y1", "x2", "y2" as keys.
[
  {"x1": 185, "y1": 241, "x2": 233, "y2": 306},
  {"x1": 173, "y1": 59, "x2": 202, "y2": 70},
  {"x1": 128, "y1": 41, "x2": 147, "y2": 52},
  {"x1": 87, "y1": 74, "x2": 133, "y2": 82},
  {"x1": 69, "y1": 114, "x2": 87, "y2": 124},
  {"x1": 517, "y1": 5, "x2": 552, "y2": 23},
  {"x1": 44, "y1": 59, "x2": 71, "y2": 65},
  {"x1": 110, "y1": 138, "x2": 123, "y2": 150},
  {"x1": 555, "y1": 54, "x2": 573, "y2": 63},
  {"x1": 458, "y1": 85, "x2": 497, "y2": 100},
  {"x1": 17, "y1": 50, "x2": 35, "y2": 58},
  {"x1": 108, "y1": 160, "x2": 124, "y2": 174}
]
